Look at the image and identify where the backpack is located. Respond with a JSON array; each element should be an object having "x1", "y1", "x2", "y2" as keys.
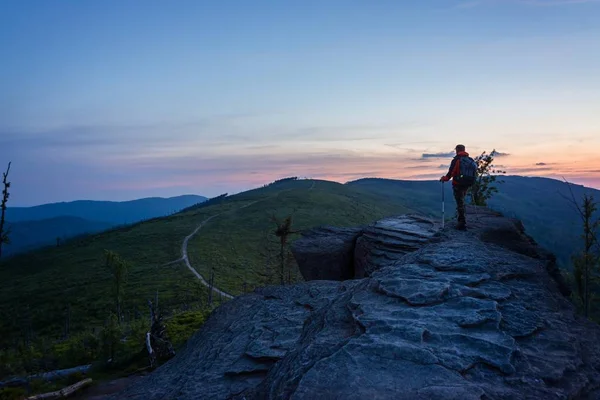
[{"x1": 455, "y1": 156, "x2": 477, "y2": 186}]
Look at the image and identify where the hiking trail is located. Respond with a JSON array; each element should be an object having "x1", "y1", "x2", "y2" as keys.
[{"x1": 165, "y1": 198, "x2": 272, "y2": 301}]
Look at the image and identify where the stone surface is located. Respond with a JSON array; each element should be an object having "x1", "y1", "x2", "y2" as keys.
[
  {"x1": 291, "y1": 215, "x2": 438, "y2": 281},
  {"x1": 354, "y1": 214, "x2": 438, "y2": 278},
  {"x1": 114, "y1": 208, "x2": 600, "y2": 400},
  {"x1": 290, "y1": 226, "x2": 363, "y2": 281},
  {"x1": 112, "y1": 282, "x2": 346, "y2": 400},
  {"x1": 466, "y1": 205, "x2": 571, "y2": 297}
]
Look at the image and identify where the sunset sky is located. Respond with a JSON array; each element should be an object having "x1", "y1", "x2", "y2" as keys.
[{"x1": 1, "y1": 0, "x2": 599, "y2": 206}]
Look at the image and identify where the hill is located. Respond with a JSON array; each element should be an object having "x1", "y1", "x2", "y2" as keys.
[
  {"x1": 3, "y1": 217, "x2": 114, "y2": 257},
  {"x1": 6, "y1": 195, "x2": 207, "y2": 225},
  {"x1": 347, "y1": 176, "x2": 600, "y2": 268},
  {"x1": 0, "y1": 179, "x2": 415, "y2": 377},
  {"x1": 2, "y1": 195, "x2": 207, "y2": 257}
]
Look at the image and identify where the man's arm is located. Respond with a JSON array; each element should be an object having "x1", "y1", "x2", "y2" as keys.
[{"x1": 446, "y1": 157, "x2": 458, "y2": 178}]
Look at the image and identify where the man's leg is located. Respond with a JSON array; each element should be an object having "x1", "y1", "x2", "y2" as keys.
[{"x1": 453, "y1": 185, "x2": 467, "y2": 229}]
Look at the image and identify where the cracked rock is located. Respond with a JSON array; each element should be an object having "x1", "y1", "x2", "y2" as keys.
[{"x1": 113, "y1": 207, "x2": 600, "y2": 400}]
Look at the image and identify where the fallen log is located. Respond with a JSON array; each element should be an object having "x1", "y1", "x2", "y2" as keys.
[
  {"x1": 0, "y1": 364, "x2": 91, "y2": 389},
  {"x1": 25, "y1": 378, "x2": 92, "y2": 400}
]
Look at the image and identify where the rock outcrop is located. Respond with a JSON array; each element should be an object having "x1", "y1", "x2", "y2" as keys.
[
  {"x1": 114, "y1": 207, "x2": 598, "y2": 400},
  {"x1": 291, "y1": 215, "x2": 438, "y2": 281},
  {"x1": 353, "y1": 214, "x2": 437, "y2": 278},
  {"x1": 290, "y1": 226, "x2": 364, "y2": 281}
]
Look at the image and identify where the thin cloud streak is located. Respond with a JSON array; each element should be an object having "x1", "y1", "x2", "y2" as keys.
[{"x1": 422, "y1": 152, "x2": 456, "y2": 158}]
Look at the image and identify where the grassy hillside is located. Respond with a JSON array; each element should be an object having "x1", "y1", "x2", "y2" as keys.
[
  {"x1": 348, "y1": 176, "x2": 600, "y2": 268},
  {"x1": 0, "y1": 179, "x2": 414, "y2": 377},
  {"x1": 4, "y1": 217, "x2": 113, "y2": 257},
  {"x1": 0, "y1": 208, "x2": 212, "y2": 346}
]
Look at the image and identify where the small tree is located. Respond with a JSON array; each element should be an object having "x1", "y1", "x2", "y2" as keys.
[
  {"x1": 0, "y1": 162, "x2": 12, "y2": 259},
  {"x1": 469, "y1": 150, "x2": 506, "y2": 206},
  {"x1": 104, "y1": 250, "x2": 129, "y2": 323},
  {"x1": 101, "y1": 312, "x2": 122, "y2": 362},
  {"x1": 270, "y1": 215, "x2": 299, "y2": 285},
  {"x1": 569, "y1": 193, "x2": 600, "y2": 318}
]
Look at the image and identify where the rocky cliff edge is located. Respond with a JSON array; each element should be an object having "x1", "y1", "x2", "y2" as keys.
[{"x1": 114, "y1": 206, "x2": 600, "y2": 400}]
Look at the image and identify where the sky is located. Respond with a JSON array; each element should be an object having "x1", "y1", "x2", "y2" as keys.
[{"x1": 1, "y1": 0, "x2": 599, "y2": 206}]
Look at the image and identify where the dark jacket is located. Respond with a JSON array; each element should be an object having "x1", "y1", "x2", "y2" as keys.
[{"x1": 445, "y1": 151, "x2": 470, "y2": 186}]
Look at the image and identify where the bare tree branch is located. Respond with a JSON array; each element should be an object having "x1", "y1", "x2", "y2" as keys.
[{"x1": 0, "y1": 161, "x2": 12, "y2": 259}]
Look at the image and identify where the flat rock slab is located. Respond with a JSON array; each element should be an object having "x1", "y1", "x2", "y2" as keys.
[{"x1": 114, "y1": 208, "x2": 600, "y2": 400}]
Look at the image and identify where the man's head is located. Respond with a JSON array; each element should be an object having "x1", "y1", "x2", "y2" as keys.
[{"x1": 455, "y1": 144, "x2": 466, "y2": 154}]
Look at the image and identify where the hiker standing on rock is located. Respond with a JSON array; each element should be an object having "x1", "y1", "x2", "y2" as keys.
[{"x1": 440, "y1": 144, "x2": 477, "y2": 230}]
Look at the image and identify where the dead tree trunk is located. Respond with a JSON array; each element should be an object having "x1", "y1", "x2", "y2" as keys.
[
  {"x1": 25, "y1": 378, "x2": 93, "y2": 399},
  {"x1": 271, "y1": 215, "x2": 299, "y2": 285},
  {"x1": 146, "y1": 298, "x2": 175, "y2": 369},
  {"x1": 0, "y1": 162, "x2": 12, "y2": 259}
]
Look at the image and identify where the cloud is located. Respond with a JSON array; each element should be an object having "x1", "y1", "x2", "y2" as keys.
[
  {"x1": 505, "y1": 166, "x2": 556, "y2": 173},
  {"x1": 406, "y1": 172, "x2": 445, "y2": 180},
  {"x1": 421, "y1": 149, "x2": 509, "y2": 159},
  {"x1": 0, "y1": 119, "x2": 420, "y2": 162},
  {"x1": 421, "y1": 152, "x2": 455, "y2": 159}
]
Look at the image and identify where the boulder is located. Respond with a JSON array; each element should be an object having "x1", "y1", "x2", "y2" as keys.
[
  {"x1": 291, "y1": 215, "x2": 437, "y2": 281},
  {"x1": 354, "y1": 214, "x2": 438, "y2": 278},
  {"x1": 467, "y1": 205, "x2": 571, "y2": 297},
  {"x1": 290, "y1": 226, "x2": 363, "y2": 281},
  {"x1": 113, "y1": 209, "x2": 599, "y2": 400}
]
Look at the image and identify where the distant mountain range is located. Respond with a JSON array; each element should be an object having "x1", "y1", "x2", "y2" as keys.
[
  {"x1": 3, "y1": 175, "x2": 598, "y2": 267},
  {"x1": 3, "y1": 195, "x2": 207, "y2": 256},
  {"x1": 7, "y1": 195, "x2": 207, "y2": 224}
]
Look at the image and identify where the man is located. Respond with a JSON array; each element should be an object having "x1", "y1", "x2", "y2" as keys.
[{"x1": 440, "y1": 144, "x2": 476, "y2": 230}]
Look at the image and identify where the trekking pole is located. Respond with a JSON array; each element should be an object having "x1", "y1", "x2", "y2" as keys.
[{"x1": 441, "y1": 181, "x2": 445, "y2": 229}]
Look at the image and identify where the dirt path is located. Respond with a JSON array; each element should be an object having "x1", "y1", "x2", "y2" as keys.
[
  {"x1": 180, "y1": 214, "x2": 234, "y2": 299},
  {"x1": 164, "y1": 199, "x2": 266, "y2": 301}
]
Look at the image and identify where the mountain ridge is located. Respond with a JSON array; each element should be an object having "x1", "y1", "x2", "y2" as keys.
[
  {"x1": 6, "y1": 194, "x2": 207, "y2": 224},
  {"x1": 2, "y1": 194, "x2": 207, "y2": 257}
]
